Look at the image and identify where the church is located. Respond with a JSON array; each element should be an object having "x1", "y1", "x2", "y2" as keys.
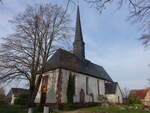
[{"x1": 35, "y1": 6, "x2": 123, "y2": 106}]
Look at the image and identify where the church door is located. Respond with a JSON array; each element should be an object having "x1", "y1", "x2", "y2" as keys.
[{"x1": 80, "y1": 89, "x2": 85, "y2": 103}]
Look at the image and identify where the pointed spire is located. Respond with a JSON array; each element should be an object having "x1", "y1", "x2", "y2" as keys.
[
  {"x1": 75, "y1": 6, "x2": 83, "y2": 41},
  {"x1": 73, "y1": 6, "x2": 85, "y2": 60}
]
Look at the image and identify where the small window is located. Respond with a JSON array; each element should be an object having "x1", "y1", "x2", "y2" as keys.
[
  {"x1": 74, "y1": 75, "x2": 76, "y2": 89},
  {"x1": 97, "y1": 80, "x2": 100, "y2": 95},
  {"x1": 86, "y1": 77, "x2": 89, "y2": 94},
  {"x1": 118, "y1": 96, "x2": 120, "y2": 103}
]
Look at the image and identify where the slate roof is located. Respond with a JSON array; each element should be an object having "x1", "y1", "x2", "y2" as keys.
[
  {"x1": 45, "y1": 48, "x2": 113, "y2": 82},
  {"x1": 129, "y1": 89, "x2": 149, "y2": 99},
  {"x1": 105, "y1": 82, "x2": 117, "y2": 94}
]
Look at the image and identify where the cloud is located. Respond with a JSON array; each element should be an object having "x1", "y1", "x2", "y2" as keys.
[
  {"x1": 76, "y1": 2, "x2": 150, "y2": 90},
  {"x1": 1, "y1": 0, "x2": 150, "y2": 92},
  {"x1": 87, "y1": 43, "x2": 150, "y2": 89}
]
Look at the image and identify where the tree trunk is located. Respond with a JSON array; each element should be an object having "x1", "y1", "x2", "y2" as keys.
[
  {"x1": 43, "y1": 106, "x2": 49, "y2": 113},
  {"x1": 28, "y1": 89, "x2": 34, "y2": 113},
  {"x1": 27, "y1": 74, "x2": 43, "y2": 113},
  {"x1": 28, "y1": 107, "x2": 33, "y2": 113}
]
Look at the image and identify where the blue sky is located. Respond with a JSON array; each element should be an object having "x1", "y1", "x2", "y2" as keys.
[{"x1": 0, "y1": 0, "x2": 150, "y2": 92}]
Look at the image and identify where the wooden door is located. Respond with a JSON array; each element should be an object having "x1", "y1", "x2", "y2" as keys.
[{"x1": 80, "y1": 89, "x2": 85, "y2": 103}]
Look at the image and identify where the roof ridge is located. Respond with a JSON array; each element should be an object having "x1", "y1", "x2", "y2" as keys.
[
  {"x1": 131, "y1": 89, "x2": 149, "y2": 91},
  {"x1": 46, "y1": 48, "x2": 113, "y2": 82}
]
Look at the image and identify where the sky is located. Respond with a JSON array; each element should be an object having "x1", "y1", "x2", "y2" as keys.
[{"x1": 0, "y1": 0, "x2": 150, "y2": 93}]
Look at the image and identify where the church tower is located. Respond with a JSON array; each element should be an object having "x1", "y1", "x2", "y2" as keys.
[{"x1": 73, "y1": 6, "x2": 85, "y2": 60}]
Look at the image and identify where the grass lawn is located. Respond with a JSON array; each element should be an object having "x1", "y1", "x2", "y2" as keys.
[
  {"x1": 83, "y1": 105, "x2": 150, "y2": 113},
  {"x1": 0, "y1": 105, "x2": 43, "y2": 113},
  {"x1": 0, "y1": 105, "x2": 27, "y2": 113},
  {"x1": 1, "y1": 104, "x2": 150, "y2": 113}
]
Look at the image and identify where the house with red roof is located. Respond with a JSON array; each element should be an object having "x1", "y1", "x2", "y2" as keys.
[{"x1": 129, "y1": 89, "x2": 150, "y2": 106}]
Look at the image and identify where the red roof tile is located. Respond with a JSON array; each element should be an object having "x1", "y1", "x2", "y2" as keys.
[{"x1": 129, "y1": 89, "x2": 149, "y2": 99}]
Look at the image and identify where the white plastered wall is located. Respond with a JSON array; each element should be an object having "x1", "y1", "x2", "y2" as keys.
[
  {"x1": 60, "y1": 69, "x2": 105, "y2": 103},
  {"x1": 34, "y1": 69, "x2": 59, "y2": 104},
  {"x1": 46, "y1": 69, "x2": 59, "y2": 103},
  {"x1": 35, "y1": 68, "x2": 122, "y2": 104},
  {"x1": 106, "y1": 85, "x2": 123, "y2": 103}
]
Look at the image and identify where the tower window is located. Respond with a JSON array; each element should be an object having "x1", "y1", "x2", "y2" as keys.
[
  {"x1": 118, "y1": 96, "x2": 120, "y2": 103},
  {"x1": 97, "y1": 80, "x2": 100, "y2": 95},
  {"x1": 74, "y1": 75, "x2": 76, "y2": 90},
  {"x1": 86, "y1": 77, "x2": 89, "y2": 94}
]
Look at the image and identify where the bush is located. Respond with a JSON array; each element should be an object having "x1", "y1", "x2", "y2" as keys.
[
  {"x1": 97, "y1": 95, "x2": 108, "y2": 103},
  {"x1": 128, "y1": 96, "x2": 141, "y2": 104},
  {"x1": 33, "y1": 106, "x2": 43, "y2": 112},
  {"x1": 67, "y1": 75, "x2": 75, "y2": 103},
  {"x1": 14, "y1": 93, "x2": 28, "y2": 106},
  {"x1": 59, "y1": 103, "x2": 98, "y2": 110},
  {"x1": 132, "y1": 104, "x2": 144, "y2": 109}
]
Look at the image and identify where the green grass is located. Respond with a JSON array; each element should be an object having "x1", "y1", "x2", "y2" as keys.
[
  {"x1": 1, "y1": 104, "x2": 150, "y2": 113},
  {"x1": 0, "y1": 105, "x2": 27, "y2": 113},
  {"x1": 0, "y1": 105, "x2": 43, "y2": 113},
  {"x1": 83, "y1": 105, "x2": 150, "y2": 113}
]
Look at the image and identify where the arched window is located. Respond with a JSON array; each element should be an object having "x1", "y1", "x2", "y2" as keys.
[
  {"x1": 97, "y1": 79, "x2": 100, "y2": 95},
  {"x1": 86, "y1": 77, "x2": 89, "y2": 94},
  {"x1": 73, "y1": 75, "x2": 76, "y2": 90},
  {"x1": 118, "y1": 96, "x2": 120, "y2": 103}
]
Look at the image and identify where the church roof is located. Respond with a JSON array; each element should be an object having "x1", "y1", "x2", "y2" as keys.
[
  {"x1": 44, "y1": 7, "x2": 113, "y2": 82},
  {"x1": 45, "y1": 48, "x2": 113, "y2": 82},
  {"x1": 105, "y1": 82, "x2": 117, "y2": 94}
]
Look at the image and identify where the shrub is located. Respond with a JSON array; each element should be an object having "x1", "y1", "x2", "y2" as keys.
[
  {"x1": 0, "y1": 87, "x2": 5, "y2": 99},
  {"x1": 97, "y1": 95, "x2": 108, "y2": 103},
  {"x1": 132, "y1": 104, "x2": 144, "y2": 109},
  {"x1": 67, "y1": 74, "x2": 75, "y2": 103},
  {"x1": 14, "y1": 93, "x2": 28, "y2": 106},
  {"x1": 128, "y1": 96, "x2": 141, "y2": 104},
  {"x1": 59, "y1": 103, "x2": 98, "y2": 110}
]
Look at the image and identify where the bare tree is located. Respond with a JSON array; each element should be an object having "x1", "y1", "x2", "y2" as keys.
[
  {"x1": 146, "y1": 78, "x2": 150, "y2": 88},
  {"x1": 122, "y1": 87, "x2": 129, "y2": 99},
  {"x1": 68, "y1": 0, "x2": 150, "y2": 45},
  {"x1": 121, "y1": 87, "x2": 129, "y2": 103},
  {"x1": 0, "y1": 3, "x2": 71, "y2": 113}
]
